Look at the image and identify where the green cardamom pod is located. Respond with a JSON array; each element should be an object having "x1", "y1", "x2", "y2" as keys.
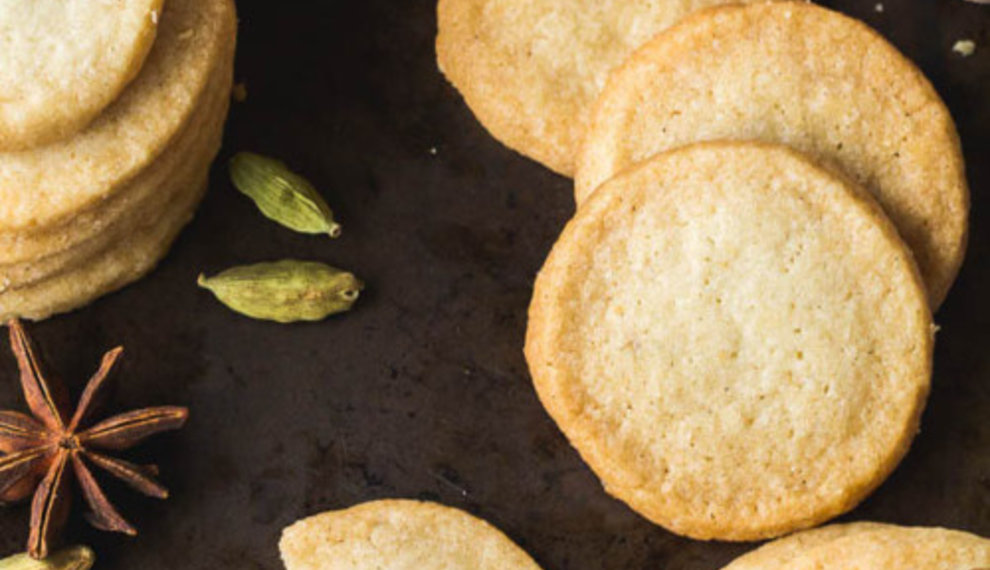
[
  {"x1": 198, "y1": 260, "x2": 363, "y2": 323},
  {"x1": 0, "y1": 547, "x2": 95, "y2": 570},
  {"x1": 229, "y1": 152, "x2": 341, "y2": 238}
]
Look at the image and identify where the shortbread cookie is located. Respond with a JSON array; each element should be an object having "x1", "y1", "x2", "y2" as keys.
[
  {"x1": 436, "y1": 0, "x2": 771, "y2": 176},
  {"x1": 724, "y1": 524, "x2": 990, "y2": 569},
  {"x1": 0, "y1": 38, "x2": 233, "y2": 321},
  {"x1": 576, "y1": 1, "x2": 968, "y2": 307},
  {"x1": 526, "y1": 142, "x2": 933, "y2": 541},
  {"x1": 279, "y1": 500, "x2": 542, "y2": 570},
  {"x1": 0, "y1": 20, "x2": 235, "y2": 281},
  {"x1": 0, "y1": 0, "x2": 235, "y2": 238},
  {"x1": 722, "y1": 523, "x2": 888, "y2": 569},
  {"x1": 0, "y1": 0, "x2": 164, "y2": 150},
  {"x1": 0, "y1": 142, "x2": 213, "y2": 321},
  {"x1": 0, "y1": 0, "x2": 236, "y2": 321}
]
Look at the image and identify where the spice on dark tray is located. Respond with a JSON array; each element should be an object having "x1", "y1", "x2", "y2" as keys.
[{"x1": 0, "y1": 320, "x2": 188, "y2": 559}]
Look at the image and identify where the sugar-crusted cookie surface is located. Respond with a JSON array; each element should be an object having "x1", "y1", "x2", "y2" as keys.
[
  {"x1": 0, "y1": 0, "x2": 164, "y2": 150},
  {"x1": 722, "y1": 523, "x2": 888, "y2": 569},
  {"x1": 436, "y1": 0, "x2": 769, "y2": 176},
  {"x1": 790, "y1": 526, "x2": 990, "y2": 568},
  {"x1": 279, "y1": 500, "x2": 542, "y2": 570},
  {"x1": 724, "y1": 524, "x2": 990, "y2": 569},
  {"x1": 576, "y1": 1, "x2": 968, "y2": 307},
  {"x1": 526, "y1": 142, "x2": 933, "y2": 541},
  {"x1": 0, "y1": 0, "x2": 235, "y2": 234},
  {"x1": 0, "y1": 23, "x2": 234, "y2": 322}
]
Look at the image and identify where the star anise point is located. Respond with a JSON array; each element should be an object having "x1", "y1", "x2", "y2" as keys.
[{"x1": 0, "y1": 319, "x2": 189, "y2": 559}]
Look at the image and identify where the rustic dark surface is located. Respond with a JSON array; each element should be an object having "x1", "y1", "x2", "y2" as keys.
[{"x1": 0, "y1": 0, "x2": 987, "y2": 568}]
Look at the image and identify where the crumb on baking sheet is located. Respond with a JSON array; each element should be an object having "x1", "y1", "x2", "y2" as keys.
[
  {"x1": 232, "y1": 83, "x2": 248, "y2": 102},
  {"x1": 953, "y1": 39, "x2": 976, "y2": 57}
]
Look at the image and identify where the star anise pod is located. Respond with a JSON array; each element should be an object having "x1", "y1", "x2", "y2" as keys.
[{"x1": 0, "y1": 319, "x2": 189, "y2": 559}]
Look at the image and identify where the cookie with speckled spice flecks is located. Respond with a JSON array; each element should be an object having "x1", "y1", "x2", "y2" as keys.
[
  {"x1": 576, "y1": 1, "x2": 968, "y2": 308},
  {"x1": 527, "y1": 142, "x2": 933, "y2": 541},
  {"x1": 436, "y1": 0, "x2": 779, "y2": 176},
  {"x1": 280, "y1": 500, "x2": 543, "y2": 569},
  {"x1": 723, "y1": 523, "x2": 990, "y2": 569},
  {"x1": 0, "y1": 0, "x2": 237, "y2": 321},
  {"x1": 721, "y1": 522, "x2": 888, "y2": 569},
  {"x1": 0, "y1": 0, "x2": 164, "y2": 150}
]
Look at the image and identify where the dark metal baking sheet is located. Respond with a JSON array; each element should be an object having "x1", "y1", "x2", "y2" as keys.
[{"x1": 0, "y1": 0, "x2": 987, "y2": 567}]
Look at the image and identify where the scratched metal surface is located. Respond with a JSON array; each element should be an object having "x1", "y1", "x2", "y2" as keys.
[{"x1": 0, "y1": 0, "x2": 987, "y2": 568}]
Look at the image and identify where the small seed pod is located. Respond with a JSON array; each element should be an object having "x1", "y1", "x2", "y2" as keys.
[
  {"x1": 229, "y1": 152, "x2": 342, "y2": 238},
  {"x1": 198, "y1": 260, "x2": 363, "y2": 323},
  {"x1": 0, "y1": 546, "x2": 95, "y2": 569}
]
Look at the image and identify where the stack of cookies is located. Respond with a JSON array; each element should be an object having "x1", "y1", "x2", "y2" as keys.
[
  {"x1": 0, "y1": 0, "x2": 238, "y2": 321},
  {"x1": 440, "y1": 0, "x2": 968, "y2": 543}
]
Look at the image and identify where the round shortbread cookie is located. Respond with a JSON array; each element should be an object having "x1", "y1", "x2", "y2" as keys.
[
  {"x1": 0, "y1": 0, "x2": 164, "y2": 151},
  {"x1": 0, "y1": 20, "x2": 235, "y2": 278},
  {"x1": 279, "y1": 500, "x2": 542, "y2": 570},
  {"x1": 0, "y1": 0, "x2": 235, "y2": 235},
  {"x1": 436, "y1": 0, "x2": 773, "y2": 176},
  {"x1": 789, "y1": 526, "x2": 990, "y2": 569},
  {"x1": 0, "y1": 127, "x2": 217, "y2": 321},
  {"x1": 722, "y1": 523, "x2": 889, "y2": 569},
  {"x1": 0, "y1": 34, "x2": 234, "y2": 322},
  {"x1": 725, "y1": 524, "x2": 990, "y2": 569},
  {"x1": 0, "y1": 154, "x2": 211, "y2": 322},
  {"x1": 0, "y1": 95, "x2": 220, "y2": 307},
  {"x1": 575, "y1": 1, "x2": 968, "y2": 307},
  {"x1": 526, "y1": 142, "x2": 933, "y2": 541}
]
